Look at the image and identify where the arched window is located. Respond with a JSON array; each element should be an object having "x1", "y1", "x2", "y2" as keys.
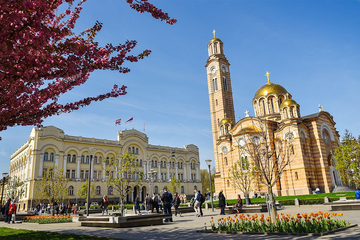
[
  {"x1": 108, "y1": 186, "x2": 113, "y2": 195},
  {"x1": 96, "y1": 186, "x2": 101, "y2": 195},
  {"x1": 181, "y1": 186, "x2": 185, "y2": 194},
  {"x1": 295, "y1": 172, "x2": 299, "y2": 180},
  {"x1": 72, "y1": 154, "x2": 76, "y2": 163},
  {"x1": 327, "y1": 154, "x2": 332, "y2": 166},
  {"x1": 132, "y1": 147, "x2": 135, "y2": 153},
  {"x1": 94, "y1": 156, "x2": 98, "y2": 164},
  {"x1": 140, "y1": 159, "x2": 142, "y2": 167},
  {"x1": 261, "y1": 100, "x2": 266, "y2": 115},
  {"x1": 323, "y1": 129, "x2": 331, "y2": 144},
  {"x1": 136, "y1": 148, "x2": 139, "y2": 154},
  {"x1": 225, "y1": 157, "x2": 228, "y2": 166},
  {"x1": 252, "y1": 136, "x2": 260, "y2": 145},
  {"x1": 155, "y1": 160, "x2": 157, "y2": 167},
  {"x1": 216, "y1": 99, "x2": 218, "y2": 106},
  {"x1": 269, "y1": 98, "x2": 275, "y2": 113},
  {"x1": 128, "y1": 147, "x2": 131, "y2": 152},
  {"x1": 44, "y1": 152, "x2": 49, "y2": 161},
  {"x1": 68, "y1": 186, "x2": 74, "y2": 195},
  {"x1": 155, "y1": 186, "x2": 158, "y2": 194},
  {"x1": 67, "y1": 154, "x2": 71, "y2": 163},
  {"x1": 223, "y1": 77, "x2": 228, "y2": 91},
  {"x1": 81, "y1": 155, "x2": 85, "y2": 163},
  {"x1": 86, "y1": 155, "x2": 89, "y2": 164},
  {"x1": 50, "y1": 153, "x2": 54, "y2": 161},
  {"x1": 212, "y1": 78, "x2": 218, "y2": 92}
]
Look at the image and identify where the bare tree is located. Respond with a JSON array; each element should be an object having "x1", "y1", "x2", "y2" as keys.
[
  {"x1": 33, "y1": 167, "x2": 69, "y2": 216},
  {"x1": 104, "y1": 151, "x2": 142, "y2": 216},
  {"x1": 5, "y1": 176, "x2": 26, "y2": 204},
  {"x1": 228, "y1": 160, "x2": 257, "y2": 205},
  {"x1": 238, "y1": 118, "x2": 294, "y2": 221}
]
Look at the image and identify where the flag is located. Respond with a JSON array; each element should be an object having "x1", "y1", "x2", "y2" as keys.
[
  {"x1": 125, "y1": 117, "x2": 133, "y2": 124},
  {"x1": 115, "y1": 119, "x2": 121, "y2": 126}
]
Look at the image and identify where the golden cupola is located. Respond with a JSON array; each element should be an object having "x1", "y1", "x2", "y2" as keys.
[
  {"x1": 253, "y1": 72, "x2": 290, "y2": 120},
  {"x1": 207, "y1": 30, "x2": 224, "y2": 57},
  {"x1": 280, "y1": 93, "x2": 300, "y2": 120},
  {"x1": 219, "y1": 114, "x2": 232, "y2": 136}
]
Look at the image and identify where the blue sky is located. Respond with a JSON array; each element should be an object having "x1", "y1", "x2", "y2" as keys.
[{"x1": 1, "y1": 0, "x2": 359, "y2": 175}]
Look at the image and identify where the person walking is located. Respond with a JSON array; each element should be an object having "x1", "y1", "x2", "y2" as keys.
[
  {"x1": 4, "y1": 198, "x2": 11, "y2": 223},
  {"x1": 8, "y1": 200, "x2": 16, "y2": 223},
  {"x1": 157, "y1": 193, "x2": 163, "y2": 213},
  {"x1": 161, "y1": 188, "x2": 173, "y2": 222},
  {"x1": 134, "y1": 195, "x2": 140, "y2": 214},
  {"x1": 194, "y1": 189, "x2": 201, "y2": 217},
  {"x1": 101, "y1": 195, "x2": 108, "y2": 215},
  {"x1": 219, "y1": 189, "x2": 226, "y2": 215},
  {"x1": 173, "y1": 192, "x2": 181, "y2": 217},
  {"x1": 144, "y1": 193, "x2": 151, "y2": 213}
]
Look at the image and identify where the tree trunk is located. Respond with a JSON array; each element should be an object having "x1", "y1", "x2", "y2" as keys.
[
  {"x1": 245, "y1": 193, "x2": 251, "y2": 205},
  {"x1": 267, "y1": 186, "x2": 277, "y2": 222}
]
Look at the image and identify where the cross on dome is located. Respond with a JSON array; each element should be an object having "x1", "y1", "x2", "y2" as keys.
[
  {"x1": 265, "y1": 71, "x2": 271, "y2": 83},
  {"x1": 212, "y1": 30, "x2": 216, "y2": 38}
]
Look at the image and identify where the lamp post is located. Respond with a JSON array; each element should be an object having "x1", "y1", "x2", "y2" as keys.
[
  {"x1": 86, "y1": 147, "x2": 95, "y2": 216},
  {"x1": 205, "y1": 159, "x2": 214, "y2": 212},
  {"x1": 148, "y1": 169, "x2": 157, "y2": 195},
  {"x1": 1, "y1": 173, "x2": 8, "y2": 213}
]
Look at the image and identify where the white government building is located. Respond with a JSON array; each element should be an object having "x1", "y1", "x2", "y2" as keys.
[{"x1": 9, "y1": 126, "x2": 201, "y2": 210}]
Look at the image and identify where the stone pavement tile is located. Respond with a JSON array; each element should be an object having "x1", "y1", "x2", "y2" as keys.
[{"x1": 2, "y1": 205, "x2": 360, "y2": 240}]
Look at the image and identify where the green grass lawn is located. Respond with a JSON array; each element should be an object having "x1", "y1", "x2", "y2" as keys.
[
  {"x1": 0, "y1": 227, "x2": 123, "y2": 240},
  {"x1": 215, "y1": 191, "x2": 356, "y2": 205}
]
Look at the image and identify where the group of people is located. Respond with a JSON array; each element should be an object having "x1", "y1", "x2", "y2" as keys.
[
  {"x1": 3, "y1": 198, "x2": 17, "y2": 224},
  {"x1": 218, "y1": 190, "x2": 242, "y2": 215}
]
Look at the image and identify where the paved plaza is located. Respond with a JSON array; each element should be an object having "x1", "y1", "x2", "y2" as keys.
[{"x1": 1, "y1": 204, "x2": 360, "y2": 239}]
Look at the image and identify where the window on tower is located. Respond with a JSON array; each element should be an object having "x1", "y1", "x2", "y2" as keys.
[
  {"x1": 212, "y1": 78, "x2": 218, "y2": 92},
  {"x1": 216, "y1": 99, "x2": 218, "y2": 106},
  {"x1": 223, "y1": 77, "x2": 228, "y2": 91}
]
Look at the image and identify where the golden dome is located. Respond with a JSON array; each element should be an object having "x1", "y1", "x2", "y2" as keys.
[
  {"x1": 280, "y1": 99, "x2": 297, "y2": 108},
  {"x1": 209, "y1": 37, "x2": 222, "y2": 43},
  {"x1": 254, "y1": 81, "x2": 288, "y2": 99},
  {"x1": 220, "y1": 116, "x2": 232, "y2": 125}
]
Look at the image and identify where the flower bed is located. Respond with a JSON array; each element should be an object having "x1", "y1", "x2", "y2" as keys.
[
  {"x1": 24, "y1": 214, "x2": 76, "y2": 223},
  {"x1": 206, "y1": 211, "x2": 350, "y2": 233}
]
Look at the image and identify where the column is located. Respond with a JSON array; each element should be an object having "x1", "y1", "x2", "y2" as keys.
[
  {"x1": 54, "y1": 154, "x2": 59, "y2": 169},
  {"x1": 76, "y1": 156, "x2": 81, "y2": 180},
  {"x1": 24, "y1": 160, "x2": 28, "y2": 181},
  {"x1": 175, "y1": 162, "x2": 178, "y2": 179},
  {"x1": 167, "y1": 162, "x2": 170, "y2": 181},
  {"x1": 131, "y1": 190, "x2": 134, "y2": 203},
  {"x1": 102, "y1": 161, "x2": 105, "y2": 181},
  {"x1": 38, "y1": 153, "x2": 44, "y2": 178},
  {"x1": 139, "y1": 189, "x2": 143, "y2": 201},
  {"x1": 63, "y1": 155, "x2": 67, "y2": 177},
  {"x1": 115, "y1": 165, "x2": 118, "y2": 178},
  {"x1": 148, "y1": 161, "x2": 151, "y2": 174},
  {"x1": 28, "y1": 154, "x2": 33, "y2": 180},
  {"x1": 188, "y1": 163, "x2": 191, "y2": 181},
  {"x1": 196, "y1": 164, "x2": 199, "y2": 182},
  {"x1": 90, "y1": 158, "x2": 94, "y2": 180},
  {"x1": 158, "y1": 164, "x2": 161, "y2": 181},
  {"x1": 143, "y1": 162, "x2": 147, "y2": 178},
  {"x1": 184, "y1": 163, "x2": 187, "y2": 181}
]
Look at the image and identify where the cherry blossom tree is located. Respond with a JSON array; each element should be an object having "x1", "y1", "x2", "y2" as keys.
[{"x1": 0, "y1": 0, "x2": 176, "y2": 139}]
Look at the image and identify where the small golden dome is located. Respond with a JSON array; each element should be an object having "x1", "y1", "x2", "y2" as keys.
[
  {"x1": 209, "y1": 37, "x2": 222, "y2": 43},
  {"x1": 280, "y1": 94, "x2": 298, "y2": 108},
  {"x1": 254, "y1": 82, "x2": 288, "y2": 99},
  {"x1": 220, "y1": 116, "x2": 232, "y2": 125}
]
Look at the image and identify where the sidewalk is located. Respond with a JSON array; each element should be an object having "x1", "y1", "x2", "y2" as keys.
[{"x1": 1, "y1": 205, "x2": 360, "y2": 240}]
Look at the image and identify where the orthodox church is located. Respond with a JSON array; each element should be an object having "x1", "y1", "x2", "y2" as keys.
[{"x1": 205, "y1": 33, "x2": 342, "y2": 199}]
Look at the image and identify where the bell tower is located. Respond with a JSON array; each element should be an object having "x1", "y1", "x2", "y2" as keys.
[{"x1": 205, "y1": 31, "x2": 236, "y2": 169}]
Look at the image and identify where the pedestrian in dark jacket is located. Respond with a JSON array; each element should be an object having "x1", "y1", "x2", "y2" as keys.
[
  {"x1": 173, "y1": 192, "x2": 181, "y2": 217},
  {"x1": 134, "y1": 195, "x2": 140, "y2": 214},
  {"x1": 218, "y1": 189, "x2": 226, "y2": 215},
  {"x1": 161, "y1": 188, "x2": 173, "y2": 222},
  {"x1": 4, "y1": 198, "x2": 11, "y2": 223}
]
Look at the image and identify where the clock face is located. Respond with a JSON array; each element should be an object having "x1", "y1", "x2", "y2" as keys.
[
  {"x1": 221, "y1": 66, "x2": 226, "y2": 73},
  {"x1": 211, "y1": 67, "x2": 216, "y2": 74},
  {"x1": 286, "y1": 133, "x2": 294, "y2": 141},
  {"x1": 239, "y1": 139, "x2": 245, "y2": 146}
]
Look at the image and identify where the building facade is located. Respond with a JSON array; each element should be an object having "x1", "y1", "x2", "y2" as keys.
[
  {"x1": 10, "y1": 126, "x2": 201, "y2": 210},
  {"x1": 206, "y1": 34, "x2": 342, "y2": 199}
]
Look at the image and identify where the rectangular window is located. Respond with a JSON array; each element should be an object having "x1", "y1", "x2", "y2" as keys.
[
  {"x1": 85, "y1": 170, "x2": 89, "y2": 179},
  {"x1": 80, "y1": 170, "x2": 84, "y2": 179},
  {"x1": 71, "y1": 170, "x2": 76, "y2": 179},
  {"x1": 66, "y1": 170, "x2": 70, "y2": 179},
  {"x1": 93, "y1": 171, "x2": 97, "y2": 179},
  {"x1": 98, "y1": 171, "x2": 102, "y2": 180}
]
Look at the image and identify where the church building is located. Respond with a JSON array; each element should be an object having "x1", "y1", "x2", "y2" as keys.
[
  {"x1": 205, "y1": 33, "x2": 342, "y2": 199},
  {"x1": 9, "y1": 126, "x2": 201, "y2": 210}
]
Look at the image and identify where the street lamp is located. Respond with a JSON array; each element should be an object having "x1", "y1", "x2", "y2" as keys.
[
  {"x1": 86, "y1": 147, "x2": 96, "y2": 217},
  {"x1": 205, "y1": 159, "x2": 214, "y2": 212},
  {"x1": 1, "y1": 173, "x2": 8, "y2": 213},
  {"x1": 148, "y1": 169, "x2": 157, "y2": 195}
]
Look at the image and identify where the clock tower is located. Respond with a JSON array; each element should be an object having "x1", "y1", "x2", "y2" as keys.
[{"x1": 205, "y1": 31, "x2": 236, "y2": 171}]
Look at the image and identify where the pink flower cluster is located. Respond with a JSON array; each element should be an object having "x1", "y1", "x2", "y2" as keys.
[{"x1": 0, "y1": 0, "x2": 175, "y2": 139}]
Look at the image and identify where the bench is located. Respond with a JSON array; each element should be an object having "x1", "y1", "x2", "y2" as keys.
[
  {"x1": 79, "y1": 213, "x2": 172, "y2": 228},
  {"x1": 323, "y1": 198, "x2": 360, "y2": 211}
]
